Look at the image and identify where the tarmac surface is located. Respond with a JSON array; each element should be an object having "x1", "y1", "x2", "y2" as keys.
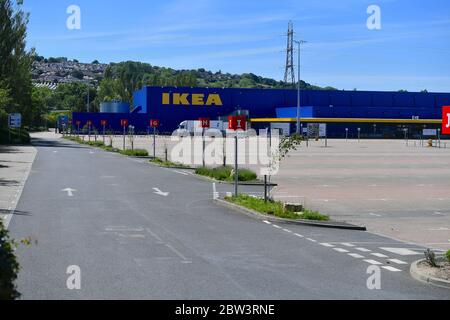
[
  {"x1": 104, "y1": 134, "x2": 450, "y2": 250},
  {"x1": 6, "y1": 133, "x2": 450, "y2": 299}
]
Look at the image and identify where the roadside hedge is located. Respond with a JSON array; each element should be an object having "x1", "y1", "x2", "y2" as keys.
[
  {"x1": 0, "y1": 220, "x2": 21, "y2": 300},
  {"x1": 0, "y1": 127, "x2": 30, "y2": 145}
]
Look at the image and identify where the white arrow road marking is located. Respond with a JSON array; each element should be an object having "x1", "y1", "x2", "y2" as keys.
[
  {"x1": 62, "y1": 188, "x2": 77, "y2": 197},
  {"x1": 153, "y1": 188, "x2": 169, "y2": 197}
]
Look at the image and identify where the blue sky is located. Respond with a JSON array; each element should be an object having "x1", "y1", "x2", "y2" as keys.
[{"x1": 23, "y1": 0, "x2": 450, "y2": 92}]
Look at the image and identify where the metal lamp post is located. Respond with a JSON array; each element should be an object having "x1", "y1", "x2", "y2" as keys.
[{"x1": 294, "y1": 39, "x2": 307, "y2": 135}]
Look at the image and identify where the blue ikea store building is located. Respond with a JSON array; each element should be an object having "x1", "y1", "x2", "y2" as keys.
[{"x1": 72, "y1": 86, "x2": 449, "y2": 138}]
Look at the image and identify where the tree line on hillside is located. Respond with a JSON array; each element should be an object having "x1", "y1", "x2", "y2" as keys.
[
  {"x1": 30, "y1": 60, "x2": 338, "y2": 125},
  {"x1": 1, "y1": 0, "x2": 337, "y2": 131}
]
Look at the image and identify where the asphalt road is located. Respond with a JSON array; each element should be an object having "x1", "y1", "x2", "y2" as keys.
[{"x1": 8, "y1": 135, "x2": 450, "y2": 299}]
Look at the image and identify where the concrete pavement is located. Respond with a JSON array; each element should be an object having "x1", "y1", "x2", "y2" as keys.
[
  {"x1": 8, "y1": 134, "x2": 450, "y2": 299},
  {"x1": 0, "y1": 143, "x2": 36, "y2": 229}
]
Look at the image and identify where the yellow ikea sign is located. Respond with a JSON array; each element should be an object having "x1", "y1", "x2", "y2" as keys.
[{"x1": 162, "y1": 93, "x2": 222, "y2": 106}]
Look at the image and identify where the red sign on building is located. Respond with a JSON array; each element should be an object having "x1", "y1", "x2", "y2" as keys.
[
  {"x1": 150, "y1": 119, "x2": 160, "y2": 128},
  {"x1": 120, "y1": 119, "x2": 129, "y2": 127},
  {"x1": 199, "y1": 118, "x2": 210, "y2": 129},
  {"x1": 228, "y1": 116, "x2": 247, "y2": 131},
  {"x1": 101, "y1": 120, "x2": 108, "y2": 126},
  {"x1": 86, "y1": 120, "x2": 93, "y2": 126},
  {"x1": 443, "y1": 106, "x2": 450, "y2": 135},
  {"x1": 75, "y1": 121, "x2": 81, "y2": 126}
]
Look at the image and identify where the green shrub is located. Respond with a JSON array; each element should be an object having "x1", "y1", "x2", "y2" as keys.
[
  {"x1": 86, "y1": 141, "x2": 104, "y2": 147},
  {"x1": 445, "y1": 250, "x2": 450, "y2": 262},
  {"x1": 300, "y1": 210, "x2": 330, "y2": 221},
  {"x1": 119, "y1": 149, "x2": 149, "y2": 157},
  {"x1": 0, "y1": 220, "x2": 20, "y2": 300},
  {"x1": 233, "y1": 168, "x2": 257, "y2": 182},
  {"x1": 150, "y1": 158, "x2": 190, "y2": 168},
  {"x1": 195, "y1": 166, "x2": 257, "y2": 182},
  {"x1": 101, "y1": 145, "x2": 119, "y2": 153},
  {"x1": 0, "y1": 127, "x2": 30, "y2": 145}
]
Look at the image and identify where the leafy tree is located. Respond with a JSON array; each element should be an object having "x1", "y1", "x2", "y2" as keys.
[
  {"x1": 95, "y1": 77, "x2": 128, "y2": 103},
  {"x1": 30, "y1": 86, "x2": 53, "y2": 127},
  {"x1": 0, "y1": 0, "x2": 33, "y2": 125},
  {"x1": 51, "y1": 82, "x2": 96, "y2": 112}
]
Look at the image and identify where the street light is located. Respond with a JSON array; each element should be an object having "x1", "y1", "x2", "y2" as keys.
[{"x1": 294, "y1": 39, "x2": 307, "y2": 135}]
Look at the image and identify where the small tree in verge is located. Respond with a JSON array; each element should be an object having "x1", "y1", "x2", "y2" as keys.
[{"x1": 264, "y1": 133, "x2": 303, "y2": 200}]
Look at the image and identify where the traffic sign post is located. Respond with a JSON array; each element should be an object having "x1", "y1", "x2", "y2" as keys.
[
  {"x1": 76, "y1": 121, "x2": 81, "y2": 137},
  {"x1": 228, "y1": 116, "x2": 247, "y2": 197},
  {"x1": 357, "y1": 128, "x2": 361, "y2": 142},
  {"x1": 101, "y1": 120, "x2": 107, "y2": 145},
  {"x1": 437, "y1": 129, "x2": 441, "y2": 149},
  {"x1": 68, "y1": 120, "x2": 72, "y2": 136},
  {"x1": 121, "y1": 119, "x2": 129, "y2": 150},
  {"x1": 129, "y1": 125, "x2": 135, "y2": 150},
  {"x1": 87, "y1": 120, "x2": 93, "y2": 142},
  {"x1": 8, "y1": 113, "x2": 21, "y2": 144},
  {"x1": 150, "y1": 119, "x2": 160, "y2": 158},
  {"x1": 319, "y1": 123, "x2": 327, "y2": 147},
  {"x1": 199, "y1": 118, "x2": 210, "y2": 167}
]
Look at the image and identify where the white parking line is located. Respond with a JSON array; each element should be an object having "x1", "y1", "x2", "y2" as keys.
[
  {"x1": 272, "y1": 225, "x2": 282, "y2": 229},
  {"x1": 341, "y1": 243, "x2": 355, "y2": 247},
  {"x1": 294, "y1": 233, "x2": 304, "y2": 238},
  {"x1": 263, "y1": 220, "x2": 271, "y2": 225},
  {"x1": 333, "y1": 248, "x2": 349, "y2": 253},
  {"x1": 320, "y1": 243, "x2": 334, "y2": 247},
  {"x1": 363, "y1": 259, "x2": 382, "y2": 265},
  {"x1": 388, "y1": 259, "x2": 408, "y2": 265},
  {"x1": 348, "y1": 253, "x2": 365, "y2": 259},
  {"x1": 282, "y1": 229, "x2": 292, "y2": 233},
  {"x1": 355, "y1": 247, "x2": 371, "y2": 252},
  {"x1": 306, "y1": 238, "x2": 317, "y2": 242},
  {"x1": 380, "y1": 247, "x2": 420, "y2": 256},
  {"x1": 371, "y1": 253, "x2": 388, "y2": 258},
  {"x1": 382, "y1": 266, "x2": 402, "y2": 272},
  {"x1": 369, "y1": 213, "x2": 382, "y2": 217},
  {"x1": 173, "y1": 170, "x2": 189, "y2": 176}
]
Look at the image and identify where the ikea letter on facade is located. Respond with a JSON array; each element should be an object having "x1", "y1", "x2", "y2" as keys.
[{"x1": 162, "y1": 93, "x2": 223, "y2": 106}]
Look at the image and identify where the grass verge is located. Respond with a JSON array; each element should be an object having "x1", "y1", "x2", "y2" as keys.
[
  {"x1": 195, "y1": 166, "x2": 257, "y2": 182},
  {"x1": 224, "y1": 194, "x2": 330, "y2": 221},
  {"x1": 118, "y1": 149, "x2": 149, "y2": 157},
  {"x1": 64, "y1": 136, "x2": 148, "y2": 157},
  {"x1": 150, "y1": 158, "x2": 191, "y2": 168},
  {"x1": 446, "y1": 250, "x2": 450, "y2": 262}
]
